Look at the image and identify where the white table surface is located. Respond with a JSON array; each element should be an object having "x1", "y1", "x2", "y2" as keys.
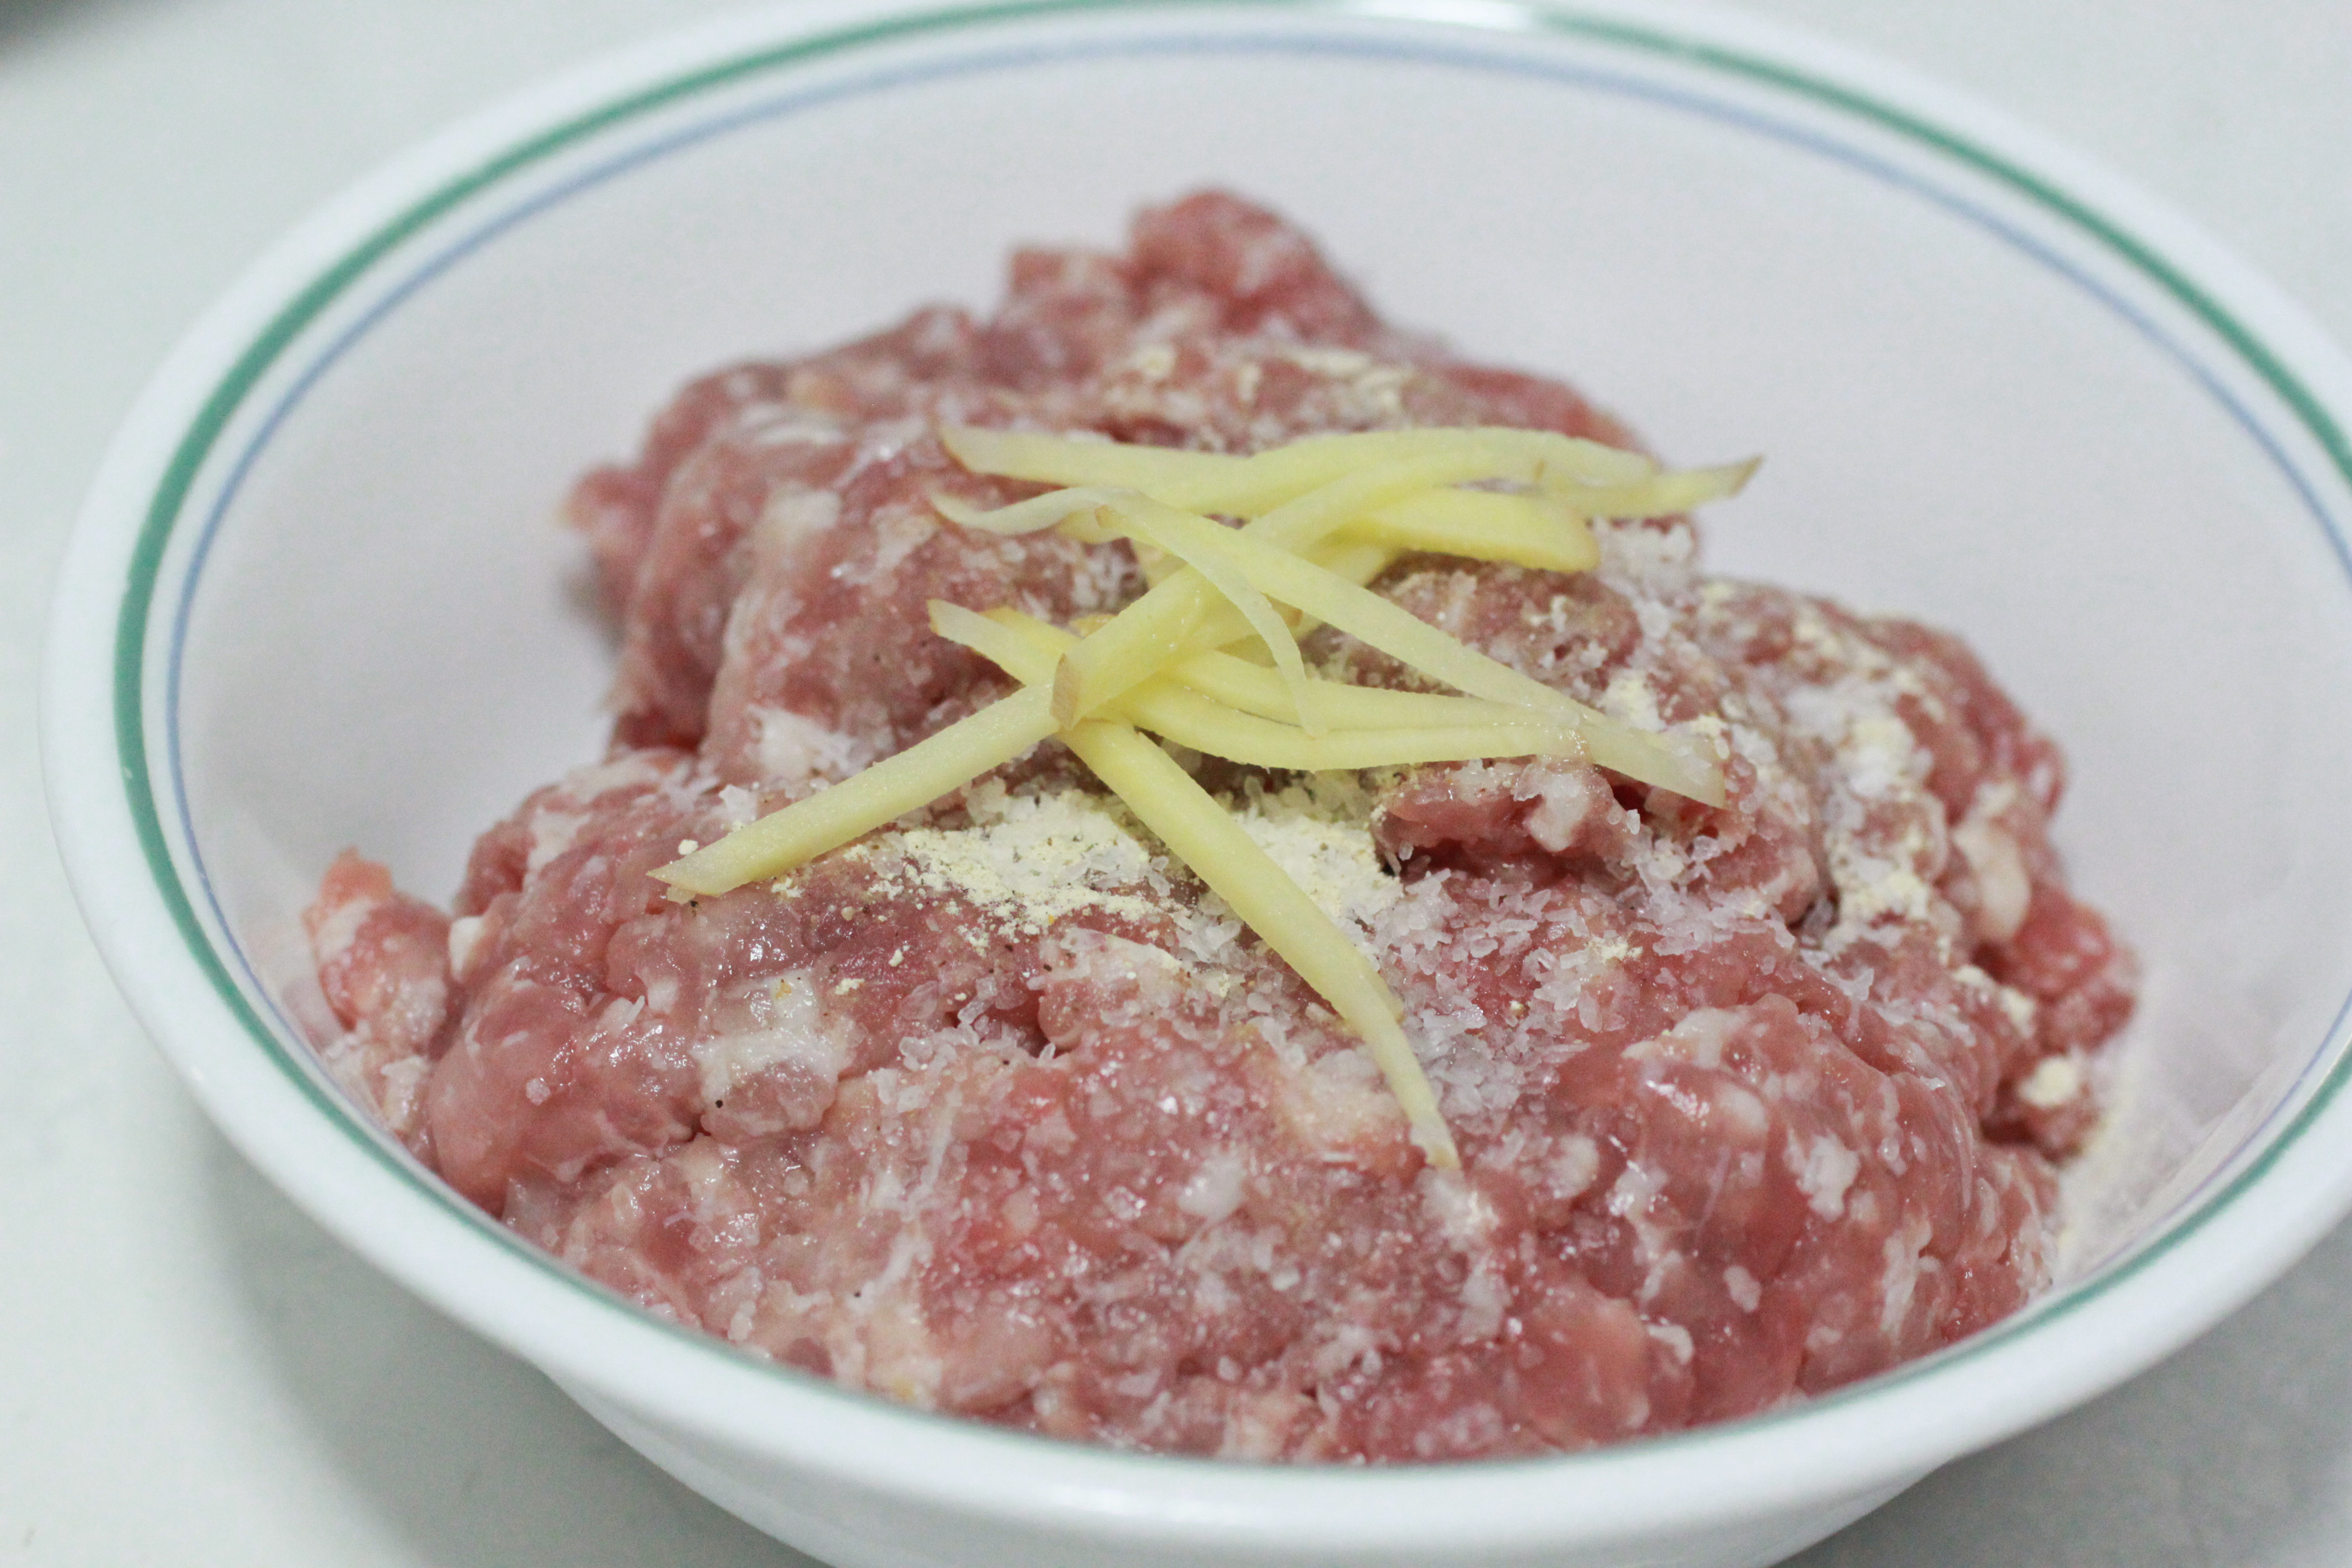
[{"x1": 5, "y1": 1, "x2": 2349, "y2": 1563}]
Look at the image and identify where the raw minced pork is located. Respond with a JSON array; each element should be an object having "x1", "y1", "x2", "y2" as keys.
[{"x1": 305, "y1": 192, "x2": 2133, "y2": 1460}]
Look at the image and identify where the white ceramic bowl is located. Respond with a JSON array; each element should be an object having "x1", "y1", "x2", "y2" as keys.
[{"x1": 44, "y1": 1, "x2": 2352, "y2": 1565}]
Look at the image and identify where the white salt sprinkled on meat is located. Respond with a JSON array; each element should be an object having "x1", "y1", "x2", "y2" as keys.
[
  {"x1": 303, "y1": 192, "x2": 2134, "y2": 1462},
  {"x1": 748, "y1": 704, "x2": 877, "y2": 785},
  {"x1": 866, "y1": 784, "x2": 1170, "y2": 931}
]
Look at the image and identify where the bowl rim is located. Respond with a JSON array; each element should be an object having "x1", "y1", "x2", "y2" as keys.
[{"x1": 43, "y1": 0, "x2": 2352, "y2": 1550}]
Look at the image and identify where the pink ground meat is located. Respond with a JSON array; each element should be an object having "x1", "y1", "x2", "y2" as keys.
[{"x1": 304, "y1": 192, "x2": 2133, "y2": 1460}]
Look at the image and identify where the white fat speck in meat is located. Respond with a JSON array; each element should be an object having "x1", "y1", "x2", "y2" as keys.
[
  {"x1": 524, "y1": 809, "x2": 588, "y2": 876},
  {"x1": 695, "y1": 971, "x2": 855, "y2": 1105},
  {"x1": 1790, "y1": 1133, "x2": 1862, "y2": 1222},
  {"x1": 2017, "y1": 1054, "x2": 2086, "y2": 1111},
  {"x1": 1176, "y1": 1149, "x2": 1251, "y2": 1222},
  {"x1": 1724, "y1": 1265, "x2": 1763, "y2": 1313},
  {"x1": 445, "y1": 914, "x2": 488, "y2": 978}
]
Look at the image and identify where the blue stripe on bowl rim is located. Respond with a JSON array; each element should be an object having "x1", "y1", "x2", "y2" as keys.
[{"x1": 112, "y1": 0, "x2": 2352, "y2": 1463}]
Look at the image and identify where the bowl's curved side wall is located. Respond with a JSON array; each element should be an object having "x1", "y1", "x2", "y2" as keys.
[
  {"x1": 559, "y1": 1374, "x2": 1927, "y2": 1568},
  {"x1": 44, "y1": 1, "x2": 2352, "y2": 1562}
]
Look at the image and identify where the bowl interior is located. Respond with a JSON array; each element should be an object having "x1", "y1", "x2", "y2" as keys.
[{"x1": 154, "y1": 1, "x2": 2352, "y2": 1340}]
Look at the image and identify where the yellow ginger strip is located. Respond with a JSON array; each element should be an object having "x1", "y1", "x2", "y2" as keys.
[
  {"x1": 1126, "y1": 682, "x2": 1580, "y2": 772},
  {"x1": 1077, "y1": 493, "x2": 1327, "y2": 736},
  {"x1": 1148, "y1": 641, "x2": 1581, "y2": 735},
  {"x1": 1054, "y1": 606, "x2": 1521, "y2": 728},
  {"x1": 947, "y1": 607, "x2": 1582, "y2": 771},
  {"x1": 928, "y1": 602, "x2": 1062, "y2": 686},
  {"x1": 1068, "y1": 536, "x2": 1396, "y2": 665},
  {"x1": 933, "y1": 460, "x2": 1749, "y2": 579},
  {"x1": 940, "y1": 424, "x2": 1655, "y2": 515},
  {"x1": 655, "y1": 553, "x2": 1391, "y2": 903},
  {"x1": 942, "y1": 491, "x2": 1329, "y2": 730},
  {"x1": 949, "y1": 604, "x2": 1404, "y2": 1039},
  {"x1": 934, "y1": 446, "x2": 1578, "y2": 727},
  {"x1": 1286, "y1": 539, "x2": 1399, "y2": 636},
  {"x1": 929, "y1": 485, "x2": 1124, "y2": 537},
  {"x1": 939, "y1": 477, "x2": 1599, "y2": 572},
  {"x1": 934, "y1": 460, "x2": 1749, "y2": 553},
  {"x1": 1134, "y1": 540, "x2": 1182, "y2": 588},
  {"x1": 1145, "y1": 536, "x2": 1399, "y2": 651},
  {"x1": 1050, "y1": 452, "x2": 1527, "y2": 728},
  {"x1": 1062, "y1": 451, "x2": 1529, "y2": 551},
  {"x1": 934, "y1": 605, "x2": 1398, "y2": 1024},
  {"x1": 1073, "y1": 515, "x2": 1726, "y2": 806},
  {"x1": 927, "y1": 601, "x2": 1456, "y2": 1168},
  {"x1": 1353, "y1": 489, "x2": 1599, "y2": 574},
  {"x1": 935, "y1": 430, "x2": 1751, "y2": 600},
  {"x1": 1552, "y1": 457, "x2": 1762, "y2": 519},
  {"x1": 1065, "y1": 717, "x2": 1459, "y2": 1170},
  {"x1": 1044, "y1": 443, "x2": 1754, "y2": 726},
  {"x1": 653, "y1": 686, "x2": 1057, "y2": 897}
]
